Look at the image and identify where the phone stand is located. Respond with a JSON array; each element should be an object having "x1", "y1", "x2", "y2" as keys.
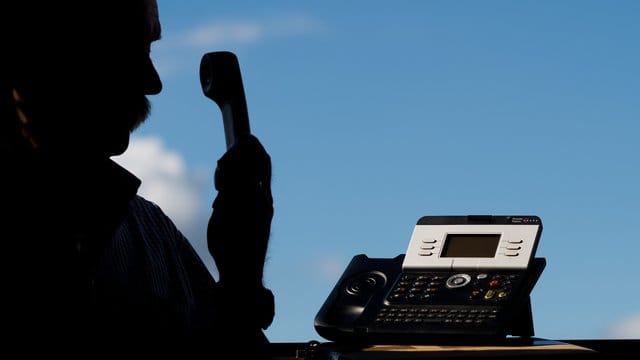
[{"x1": 506, "y1": 257, "x2": 546, "y2": 338}]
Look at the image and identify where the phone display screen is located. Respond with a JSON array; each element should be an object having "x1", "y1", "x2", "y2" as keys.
[{"x1": 441, "y1": 234, "x2": 500, "y2": 258}]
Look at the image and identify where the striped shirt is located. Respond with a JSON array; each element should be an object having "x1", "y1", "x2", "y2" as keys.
[{"x1": 2, "y1": 156, "x2": 268, "y2": 354}]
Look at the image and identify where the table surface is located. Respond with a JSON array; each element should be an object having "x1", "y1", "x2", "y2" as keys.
[{"x1": 268, "y1": 338, "x2": 640, "y2": 359}]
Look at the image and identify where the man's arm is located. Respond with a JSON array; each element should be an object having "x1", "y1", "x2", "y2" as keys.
[{"x1": 207, "y1": 134, "x2": 275, "y2": 333}]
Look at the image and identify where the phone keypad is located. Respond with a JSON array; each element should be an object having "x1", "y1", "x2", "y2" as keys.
[
  {"x1": 374, "y1": 305, "x2": 501, "y2": 328},
  {"x1": 371, "y1": 271, "x2": 522, "y2": 330}
]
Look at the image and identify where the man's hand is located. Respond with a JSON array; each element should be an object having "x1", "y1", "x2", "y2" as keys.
[{"x1": 207, "y1": 134, "x2": 273, "y2": 288}]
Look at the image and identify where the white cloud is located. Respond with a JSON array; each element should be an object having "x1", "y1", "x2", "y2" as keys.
[
  {"x1": 606, "y1": 313, "x2": 640, "y2": 339},
  {"x1": 152, "y1": 12, "x2": 321, "y2": 77},
  {"x1": 268, "y1": 12, "x2": 320, "y2": 37},
  {"x1": 154, "y1": 13, "x2": 320, "y2": 53},
  {"x1": 113, "y1": 136, "x2": 202, "y2": 226},
  {"x1": 184, "y1": 21, "x2": 264, "y2": 47}
]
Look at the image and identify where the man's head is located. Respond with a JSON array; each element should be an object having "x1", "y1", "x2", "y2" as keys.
[{"x1": 3, "y1": 0, "x2": 162, "y2": 159}]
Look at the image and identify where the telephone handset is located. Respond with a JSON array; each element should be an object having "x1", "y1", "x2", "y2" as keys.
[
  {"x1": 314, "y1": 215, "x2": 546, "y2": 344},
  {"x1": 200, "y1": 51, "x2": 251, "y2": 150}
]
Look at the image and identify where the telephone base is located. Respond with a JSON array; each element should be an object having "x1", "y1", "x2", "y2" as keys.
[{"x1": 314, "y1": 255, "x2": 547, "y2": 345}]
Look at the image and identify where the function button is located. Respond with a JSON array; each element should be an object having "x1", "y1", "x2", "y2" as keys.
[
  {"x1": 497, "y1": 291, "x2": 509, "y2": 299},
  {"x1": 401, "y1": 274, "x2": 417, "y2": 281},
  {"x1": 422, "y1": 238, "x2": 438, "y2": 244},
  {"x1": 484, "y1": 290, "x2": 496, "y2": 300},
  {"x1": 420, "y1": 245, "x2": 435, "y2": 250},
  {"x1": 508, "y1": 239, "x2": 523, "y2": 244},
  {"x1": 505, "y1": 251, "x2": 519, "y2": 257},
  {"x1": 388, "y1": 293, "x2": 406, "y2": 302},
  {"x1": 470, "y1": 290, "x2": 483, "y2": 300},
  {"x1": 477, "y1": 273, "x2": 488, "y2": 280},
  {"x1": 506, "y1": 245, "x2": 521, "y2": 250},
  {"x1": 418, "y1": 251, "x2": 433, "y2": 256},
  {"x1": 446, "y1": 274, "x2": 471, "y2": 289},
  {"x1": 452, "y1": 278, "x2": 465, "y2": 285},
  {"x1": 392, "y1": 286, "x2": 408, "y2": 293}
]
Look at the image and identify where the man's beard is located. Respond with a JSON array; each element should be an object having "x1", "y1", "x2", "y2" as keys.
[
  {"x1": 101, "y1": 95, "x2": 152, "y2": 156},
  {"x1": 127, "y1": 95, "x2": 151, "y2": 132},
  {"x1": 60, "y1": 94, "x2": 154, "y2": 157}
]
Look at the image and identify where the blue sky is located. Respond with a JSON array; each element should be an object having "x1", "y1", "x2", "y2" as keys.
[{"x1": 114, "y1": 0, "x2": 640, "y2": 342}]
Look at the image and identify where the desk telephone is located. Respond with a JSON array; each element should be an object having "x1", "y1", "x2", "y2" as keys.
[{"x1": 314, "y1": 215, "x2": 546, "y2": 344}]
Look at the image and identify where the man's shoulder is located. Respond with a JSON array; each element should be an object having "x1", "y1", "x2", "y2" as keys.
[
  {"x1": 131, "y1": 194, "x2": 163, "y2": 211},
  {"x1": 124, "y1": 195, "x2": 181, "y2": 235}
]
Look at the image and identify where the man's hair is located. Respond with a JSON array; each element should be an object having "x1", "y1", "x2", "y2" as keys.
[{"x1": 5, "y1": 1, "x2": 146, "y2": 77}]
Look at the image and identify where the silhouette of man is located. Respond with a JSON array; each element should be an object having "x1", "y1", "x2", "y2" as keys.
[{"x1": 1, "y1": 0, "x2": 274, "y2": 356}]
